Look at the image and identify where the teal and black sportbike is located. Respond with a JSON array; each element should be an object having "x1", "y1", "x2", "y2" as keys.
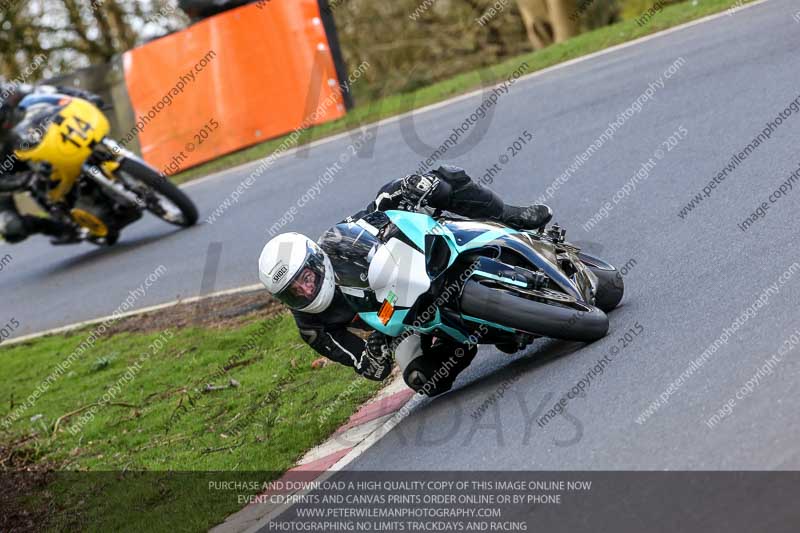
[{"x1": 319, "y1": 209, "x2": 624, "y2": 365}]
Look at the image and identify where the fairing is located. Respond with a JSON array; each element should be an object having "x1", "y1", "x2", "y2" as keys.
[{"x1": 322, "y1": 210, "x2": 594, "y2": 340}]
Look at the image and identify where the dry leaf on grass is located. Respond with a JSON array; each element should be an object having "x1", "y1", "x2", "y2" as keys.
[{"x1": 311, "y1": 358, "x2": 330, "y2": 370}]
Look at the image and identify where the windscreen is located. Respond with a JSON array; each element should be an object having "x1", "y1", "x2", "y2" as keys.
[{"x1": 318, "y1": 220, "x2": 381, "y2": 289}]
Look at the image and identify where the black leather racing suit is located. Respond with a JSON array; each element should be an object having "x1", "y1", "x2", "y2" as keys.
[{"x1": 291, "y1": 165, "x2": 540, "y2": 396}]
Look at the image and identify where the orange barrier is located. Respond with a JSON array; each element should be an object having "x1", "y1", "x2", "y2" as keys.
[{"x1": 122, "y1": 1, "x2": 347, "y2": 175}]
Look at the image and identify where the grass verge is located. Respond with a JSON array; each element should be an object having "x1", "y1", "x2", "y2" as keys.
[
  {"x1": 0, "y1": 312, "x2": 381, "y2": 532},
  {"x1": 174, "y1": 0, "x2": 754, "y2": 184}
]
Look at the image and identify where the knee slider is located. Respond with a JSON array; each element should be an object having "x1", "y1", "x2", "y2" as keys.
[{"x1": 0, "y1": 211, "x2": 28, "y2": 243}]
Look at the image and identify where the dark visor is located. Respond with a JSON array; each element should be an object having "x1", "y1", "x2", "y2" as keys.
[{"x1": 275, "y1": 246, "x2": 327, "y2": 310}]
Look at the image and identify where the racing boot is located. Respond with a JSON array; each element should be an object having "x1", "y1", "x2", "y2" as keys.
[
  {"x1": 5, "y1": 214, "x2": 81, "y2": 245},
  {"x1": 24, "y1": 217, "x2": 82, "y2": 245},
  {"x1": 496, "y1": 204, "x2": 553, "y2": 232},
  {"x1": 49, "y1": 228, "x2": 83, "y2": 245}
]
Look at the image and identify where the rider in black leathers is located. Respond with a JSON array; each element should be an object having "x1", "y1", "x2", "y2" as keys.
[
  {"x1": 0, "y1": 82, "x2": 104, "y2": 244},
  {"x1": 289, "y1": 165, "x2": 552, "y2": 396}
]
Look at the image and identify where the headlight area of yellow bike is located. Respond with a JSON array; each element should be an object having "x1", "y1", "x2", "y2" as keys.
[{"x1": 18, "y1": 124, "x2": 45, "y2": 150}]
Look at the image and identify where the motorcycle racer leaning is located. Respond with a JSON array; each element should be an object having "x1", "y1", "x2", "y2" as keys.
[
  {"x1": 0, "y1": 82, "x2": 104, "y2": 244},
  {"x1": 259, "y1": 165, "x2": 552, "y2": 396}
]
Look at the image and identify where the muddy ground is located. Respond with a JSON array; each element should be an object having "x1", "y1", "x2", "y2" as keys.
[{"x1": 104, "y1": 288, "x2": 286, "y2": 336}]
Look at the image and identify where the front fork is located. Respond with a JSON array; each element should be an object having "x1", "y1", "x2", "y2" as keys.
[
  {"x1": 82, "y1": 163, "x2": 141, "y2": 209},
  {"x1": 98, "y1": 137, "x2": 135, "y2": 161},
  {"x1": 83, "y1": 137, "x2": 144, "y2": 209}
]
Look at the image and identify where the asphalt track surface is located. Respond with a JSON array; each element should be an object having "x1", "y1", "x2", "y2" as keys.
[{"x1": 3, "y1": 0, "x2": 799, "y2": 469}]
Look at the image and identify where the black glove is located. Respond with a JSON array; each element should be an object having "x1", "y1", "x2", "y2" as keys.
[
  {"x1": 399, "y1": 173, "x2": 448, "y2": 211},
  {"x1": 358, "y1": 332, "x2": 394, "y2": 381}
]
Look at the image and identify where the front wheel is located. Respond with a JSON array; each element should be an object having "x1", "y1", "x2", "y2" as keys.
[
  {"x1": 115, "y1": 158, "x2": 198, "y2": 227},
  {"x1": 460, "y1": 280, "x2": 609, "y2": 343}
]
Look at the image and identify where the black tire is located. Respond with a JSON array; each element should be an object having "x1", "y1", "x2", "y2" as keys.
[
  {"x1": 578, "y1": 252, "x2": 624, "y2": 312},
  {"x1": 117, "y1": 158, "x2": 198, "y2": 227},
  {"x1": 460, "y1": 280, "x2": 609, "y2": 343},
  {"x1": 589, "y1": 266, "x2": 624, "y2": 312},
  {"x1": 103, "y1": 231, "x2": 119, "y2": 246}
]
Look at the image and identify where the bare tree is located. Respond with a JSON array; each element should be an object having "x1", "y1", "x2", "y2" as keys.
[
  {"x1": 0, "y1": 0, "x2": 188, "y2": 82},
  {"x1": 548, "y1": 0, "x2": 580, "y2": 42},
  {"x1": 516, "y1": 0, "x2": 619, "y2": 50}
]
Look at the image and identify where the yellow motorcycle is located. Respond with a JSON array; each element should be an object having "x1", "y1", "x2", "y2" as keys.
[{"x1": 11, "y1": 93, "x2": 197, "y2": 245}]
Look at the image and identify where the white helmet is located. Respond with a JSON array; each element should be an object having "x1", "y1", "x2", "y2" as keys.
[{"x1": 258, "y1": 233, "x2": 335, "y2": 314}]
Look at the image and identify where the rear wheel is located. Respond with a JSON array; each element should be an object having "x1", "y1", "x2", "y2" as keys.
[
  {"x1": 116, "y1": 158, "x2": 198, "y2": 227},
  {"x1": 460, "y1": 280, "x2": 609, "y2": 343}
]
